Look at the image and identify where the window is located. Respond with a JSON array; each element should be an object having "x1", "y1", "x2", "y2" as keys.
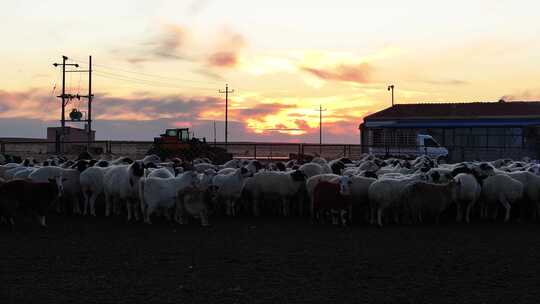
[
  {"x1": 180, "y1": 130, "x2": 190, "y2": 141},
  {"x1": 424, "y1": 138, "x2": 440, "y2": 147},
  {"x1": 166, "y1": 129, "x2": 177, "y2": 137}
]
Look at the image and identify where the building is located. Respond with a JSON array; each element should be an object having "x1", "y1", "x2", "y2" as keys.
[
  {"x1": 47, "y1": 126, "x2": 96, "y2": 154},
  {"x1": 360, "y1": 101, "x2": 540, "y2": 162}
]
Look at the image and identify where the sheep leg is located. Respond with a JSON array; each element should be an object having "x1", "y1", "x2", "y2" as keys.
[
  {"x1": 133, "y1": 201, "x2": 141, "y2": 221},
  {"x1": 282, "y1": 198, "x2": 290, "y2": 217},
  {"x1": 340, "y1": 209, "x2": 347, "y2": 226},
  {"x1": 200, "y1": 209, "x2": 209, "y2": 227},
  {"x1": 82, "y1": 190, "x2": 90, "y2": 216},
  {"x1": 500, "y1": 196, "x2": 512, "y2": 223},
  {"x1": 126, "y1": 202, "x2": 133, "y2": 222},
  {"x1": 89, "y1": 193, "x2": 98, "y2": 216},
  {"x1": 331, "y1": 209, "x2": 338, "y2": 225},
  {"x1": 175, "y1": 196, "x2": 185, "y2": 224},
  {"x1": 377, "y1": 208, "x2": 383, "y2": 227},
  {"x1": 105, "y1": 194, "x2": 112, "y2": 217},
  {"x1": 232, "y1": 199, "x2": 237, "y2": 217},
  {"x1": 140, "y1": 199, "x2": 147, "y2": 223},
  {"x1": 465, "y1": 200, "x2": 475, "y2": 224},
  {"x1": 72, "y1": 196, "x2": 81, "y2": 215},
  {"x1": 37, "y1": 215, "x2": 47, "y2": 228},
  {"x1": 146, "y1": 206, "x2": 155, "y2": 224}
]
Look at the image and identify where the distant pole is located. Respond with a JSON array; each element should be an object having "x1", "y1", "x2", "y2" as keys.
[
  {"x1": 213, "y1": 120, "x2": 217, "y2": 147},
  {"x1": 61, "y1": 56, "x2": 67, "y2": 128},
  {"x1": 87, "y1": 55, "x2": 93, "y2": 148},
  {"x1": 315, "y1": 105, "x2": 327, "y2": 155},
  {"x1": 388, "y1": 84, "x2": 395, "y2": 107},
  {"x1": 219, "y1": 84, "x2": 234, "y2": 146}
]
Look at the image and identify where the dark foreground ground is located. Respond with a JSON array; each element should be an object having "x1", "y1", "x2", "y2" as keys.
[{"x1": 2, "y1": 216, "x2": 540, "y2": 304}]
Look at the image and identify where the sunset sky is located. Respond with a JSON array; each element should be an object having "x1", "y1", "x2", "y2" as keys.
[{"x1": 1, "y1": 0, "x2": 540, "y2": 143}]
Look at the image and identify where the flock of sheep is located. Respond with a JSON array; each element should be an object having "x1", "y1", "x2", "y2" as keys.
[{"x1": 1, "y1": 151, "x2": 539, "y2": 229}]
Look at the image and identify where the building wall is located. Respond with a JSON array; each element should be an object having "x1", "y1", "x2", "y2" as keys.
[
  {"x1": 46, "y1": 127, "x2": 96, "y2": 154},
  {"x1": 361, "y1": 125, "x2": 540, "y2": 162}
]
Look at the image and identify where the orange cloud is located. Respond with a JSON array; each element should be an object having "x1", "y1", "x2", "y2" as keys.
[
  {"x1": 207, "y1": 51, "x2": 238, "y2": 67},
  {"x1": 500, "y1": 89, "x2": 540, "y2": 101},
  {"x1": 150, "y1": 24, "x2": 189, "y2": 59},
  {"x1": 206, "y1": 30, "x2": 246, "y2": 68},
  {"x1": 301, "y1": 62, "x2": 372, "y2": 84}
]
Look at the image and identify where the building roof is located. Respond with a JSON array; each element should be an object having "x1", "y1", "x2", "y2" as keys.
[{"x1": 363, "y1": 101, "x2": 540, "y2": 121}]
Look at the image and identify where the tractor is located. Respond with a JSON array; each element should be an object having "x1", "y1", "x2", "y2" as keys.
[{"x1": 147, "y1": 128, "x2": 232, "y2": 164}]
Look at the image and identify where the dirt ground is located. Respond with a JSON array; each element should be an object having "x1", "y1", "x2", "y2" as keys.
[{"x1": 2, "y1": 216, "x2": 540, "y2": 304}]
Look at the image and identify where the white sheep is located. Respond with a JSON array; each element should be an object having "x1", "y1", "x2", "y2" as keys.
[
  {"x1": 103, "y1": 161, "x2": 145, "y2": 221},
  {"x1": 307, "y1": 174, "x2": 376, "y2": 223},
  {"x1": 506, "y1": 171, "x2": 540, "y2": 220},
  {"x1": 217, "y1": 167, "x2": 237, "y2": 175},
  {"x1": 177, "y1": 171, "x2": 216, "y2": 226},
  {"x1": 146, "y1": 167, "x2": 175, "y2": 178},
  {"x1": 139, "y1": 171, "x2": 199, "y2": 224},
  {"x1": 29, "y1": 166, "x2": 83, "y2": 215},
  {"x1": 453, "y1": 173, "x2": 481, "y2": 223},
  {"x1": 401, "y1": 180, "x2": 460, "y2": 224},
  {"x1": 80, "y1": 166, "x2": 115, "y2": 216},
  {"x1": 368, "y1": 173, "x2": 427, "y2": 226},
  {"x1": 194, "y1": 162, "x2": 217, "y2": 173},
  {"x1": 425, "y1": 168, "x2": 453, "y2": 184},
  {"x1": 212, "y1": 167, "x2": 252, "y2": 216},
  {"x1": 244, "y1": 170, "x2": 307, "y2": 217},
  {"x1": 481, "y1": 174, "x2": 523, "y2": 222},
  {"x1": 299, "y1": 163, "x2": 326, "y2": 178}
]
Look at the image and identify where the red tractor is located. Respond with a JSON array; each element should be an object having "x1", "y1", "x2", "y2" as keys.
[{"x1": 148, "y1": 128, "x2": 232, "y2": 164}]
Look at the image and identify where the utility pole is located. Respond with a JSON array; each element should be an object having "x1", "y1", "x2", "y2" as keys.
[
  {"x1": 315, "y1": 105, "x2": 327, "y2": 155},
  {"x1": 388, "y1": 84, "x2": 395, "y2": 107},
  {"x1": 87, "y1": 55, "x2": 93, "y2": 147},
  {"x1": 53, "y1": 55, "x2": 94, "y2": 152},
  {"x1": 213, "y1": 120, "x2": 217, "y2": 147},
  {"x1": 219, "y1": 84, "x2": 234, "y2": 146},
  {"x1": 53, "y1": 56, "x2": 79, "y2": 153}
]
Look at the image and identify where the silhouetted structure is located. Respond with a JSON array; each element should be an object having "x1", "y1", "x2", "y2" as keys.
[{"x1": 360, "y1": 101, "x2": 540, "y2": 161}]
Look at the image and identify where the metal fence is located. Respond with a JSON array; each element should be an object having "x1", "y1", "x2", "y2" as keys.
[
  {"x1": 0, "y1": 140, "x2": 537, "y2": 162},
  {"x1": 0, "y1": 140, "x2": 362, "y2": 161},
  {"x1": 360, "y1": 144, "x2": 539, "y2": 162}
]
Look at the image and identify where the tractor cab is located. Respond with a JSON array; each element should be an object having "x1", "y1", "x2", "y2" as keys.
[
  {"x1": 163, "y1": 128, "x2": 191, "y2": 142},
  {"x1": 150, "y1": 127, "x2": 231, "y2": 163}
]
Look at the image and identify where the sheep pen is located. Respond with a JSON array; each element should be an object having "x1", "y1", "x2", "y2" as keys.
[{"x1": 3, "y1": 153, "x2": 540, "y2": 303}]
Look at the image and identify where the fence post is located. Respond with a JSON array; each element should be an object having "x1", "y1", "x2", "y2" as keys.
[
  {"x1": 0, "y1": 141, "x2": 4, "y2": 153},
  {"x1": 254, "y1": 144, "x2": 257, "y2": 159}
]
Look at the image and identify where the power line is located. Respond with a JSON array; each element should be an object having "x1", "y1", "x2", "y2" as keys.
[
  {"x1": 70, "y1": 57, "x2": 222, "y2": 85},
  {"x1": 93, "y1": 70, "x2": 217, "y2": 91}
]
